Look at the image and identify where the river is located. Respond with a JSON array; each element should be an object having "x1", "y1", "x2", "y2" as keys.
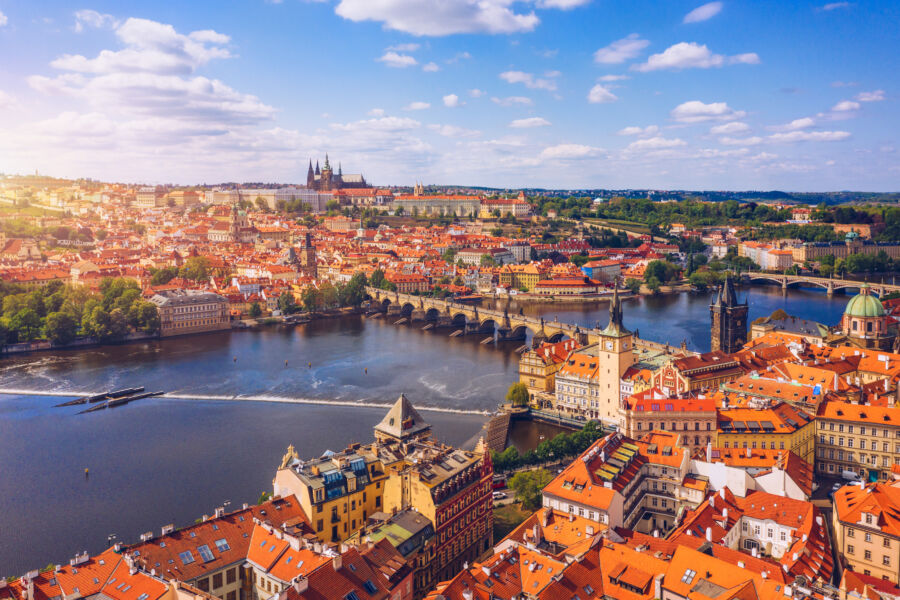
[{"x1": 0, "y1": 284, "x2": 851, "y2": 574}]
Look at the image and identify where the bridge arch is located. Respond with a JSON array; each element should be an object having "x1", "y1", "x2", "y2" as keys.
[
  {"x1": 509, "y1": 324, "x2": 538, "y2": 340},
  {"x1": 381, "y1": 298, "x2": 391, "y2": 310},
  {"x1": 547, "y1": 331, "x2": 570, "y2": 343},
  {"x1": 424, "y1": 307, "x2": 440, "y2": 321},
  {"x1": 400, "y1": 302, "x2": 415, "y2": 317},
  {"x1": 479, "y1": 318, "x2": 498, "y2": 333},
  {"x1": 451, "y1": 313, "x2": 468, "y2": 327}
]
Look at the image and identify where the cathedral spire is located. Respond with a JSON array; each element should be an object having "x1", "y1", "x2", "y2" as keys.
[
  {"x1": 315, "y1": 160, "x2": 320, "y2": 175},
  {"x1": 324, "y1": 153, "x2": 331, "y2": 171}
]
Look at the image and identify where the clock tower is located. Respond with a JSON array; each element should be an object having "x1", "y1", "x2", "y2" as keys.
[{"x1": 596, "y1": 286, "x2": 635, "y2": 426}]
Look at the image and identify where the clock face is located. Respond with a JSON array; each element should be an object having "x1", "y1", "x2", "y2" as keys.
[{"x1": 605, "y1": 341, "x2": 613, "y2": 350}]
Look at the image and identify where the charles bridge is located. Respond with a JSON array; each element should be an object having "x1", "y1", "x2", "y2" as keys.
[{"x1": 365, "y1": 287, "x2": 682, "y2": 354}]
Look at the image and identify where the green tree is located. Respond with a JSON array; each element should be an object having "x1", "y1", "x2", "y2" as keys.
[
  {"x1": 277, "y1": 291, "x2": 298, "y2": 314},
  {"x1": 10, "y1": 308, "x2": 42, "y2": 341},
  {"x1": 370, "y1": 269, "x2": 386, "y2": 289},
  {"x1": 150, "y1": 267, "x2": 178, "y2": 286},
  {"x1": 480, "y1": 254, "x2": 496, "y2": 267},
  {"x1": 344, "y1": 272, "x2": 368, "y2": 306},
  {"x1": 131, "y1": 300, "x2": 161, "y2": 333},
  {"x1": 43, "y1": 312, "x2": 78, "y2": 345},
  {"x1": 179, "y1": 256, "x2": 211, "y2": 282},
  {"x1": 248, "y1": 302, "x2": 262, "y2": 318},
  {"x1": 508, "y1": 469, "x2": 553, "y2": 510},
  {"x1": 505, "y1": 382, "x2": 530, "y2": 407},
  {"x1": 302, "y1": 287, "x2": 321, "y2": 312}
]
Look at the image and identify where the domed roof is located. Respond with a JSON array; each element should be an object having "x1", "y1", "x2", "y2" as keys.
[{"x1": 844, "y1": 284, "x2": 885, "y2": 318}]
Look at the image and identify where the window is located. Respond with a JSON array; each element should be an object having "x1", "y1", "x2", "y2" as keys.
[
  {"x1": 681, "y1": 569, "x2": 697, "y2": 584},
  {"x1": 227, "y1": 568, "x2": 236, "y2": 584},
  {"x1": 363, "y1": 580, "x2": 378, "y2": 594},
  {"x1": 179, "y1": 551, "x2": 195, "y2": 565},
  {"x1": 848, "y1": 545, "x2": 855, "y2": 555},
  {"x1": 584, "y1": 585, "x2": 595, "y2": 596},
  {"x1": 212, "y1": 573, "x2": 223, "y2": 589},
  {"x1": 865, "y1": 550, "x2": 872, "y2": 560},
  {"x1": 197, "y1": 544, "x2": 215, "y2": 562},
  {"x1": 346, "y1": 592, "x2": 362, "y2": 600},
  {"x1": 848, "y1": 528, "x2": 855, "y2": 538},
  {"x1": 215, "y1": 538, "x2": 230, "y2": 552},
  {"x1": 884, "y1": 556, "x2": 891, "y2": 566}
]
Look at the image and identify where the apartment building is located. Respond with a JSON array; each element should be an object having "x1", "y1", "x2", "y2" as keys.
[
  {"x1": 717, "y1": 400, "x2": 816, "y2": 464},
  {"x1": 833, "y1": 481, "x2": 900, "y2": 583},
  {"x1": 816, "y1": 400, "x2": 900, "y2": 481},
  {"x1": 619, "y1": 389, "x2": 717, "y2": 456},
  {"x1": 518, "y1": 338, "x2": 579, "y2": 397}
]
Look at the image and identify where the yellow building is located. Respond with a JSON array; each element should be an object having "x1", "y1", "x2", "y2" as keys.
[
  {"x1": 518, "y1": 339, "x2": 579, "y2": 398},
  {"x1": 149, "y1": 289, "x2": 231, "y2": 337},
  {"x1": 498, "y1": 263, "x2": 548, "y2": 291},
  {"x1": 716, "y1": 401, "x2": 816, "y2": 464},
  {"x1": 833, "y1": 481, "x2": 900, "y2": 582}
]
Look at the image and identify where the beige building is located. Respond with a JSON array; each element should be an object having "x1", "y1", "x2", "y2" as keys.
[
  {"x1": 817, "y1": 400, "x2": 900, "y2": 481},
  {"x1": 833, "y1": 481, "x2": 900, "y2": 582},
  {"x1": 150, "y1": 289, "x2": 231, "y2": 337}
]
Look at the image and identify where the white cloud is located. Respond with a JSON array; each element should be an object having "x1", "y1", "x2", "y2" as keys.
[
  {"x1": 671, "y1": 100, "x2": 746, "y2": 123},
  {"x1": 540, "y1": 143, "x2": 602, "y2": 159},
  {"x1": 821, "y1": 2, "x2": 850, "y2": 10},
  {"x1": 334, "y1": 0, "x2": 540, "y2": 36},
  {"x1": 535, "y1": 0, "x2": 592, "y2": 8},
  {"x1": 831, "y1": 80, "x2": 858, "y2": 88},
  {"x1": 855, "y1": 90, "x2": 885, "y2": 102},
  {"x1": 443, "y1": 94, "x2": 461, "y2": 107},
  {"x1": 593, "y1": 34, "x2": 649, "y2": 64},
  {"x1": 0, "y1": 90, "x2": 17, "y2": 109},
  {"x1": 587, "y1": 84, "x2": 618, "y2": 104},
  {"x1": 770, "y1": 117, "x2": 815, "y2": 131},
  {"x1": 491, "y1": 96, "x2": 533, "y2": 106},
  {"x1": 368, "y1": 108, "x2": 386, "y2": 117},
  {"x1": 509, "y1": 117, "x2": 551, "y2": 128},
  {"x1": 718, "y1": 136, "x2": 763, "y2": 146},
  {"x1": 617, "y1": 125, "x2": 659, "y2": 136},
  {"x1": 74, "y1": 9, "x2": 118, "y2": 32},
  {"x1": 768, "y1": 130, "x2": 851, "y2": 143},
  {"x1": 469, "y1": 89, "x2": 485, "y2": 97},
  {"x1": 626, "y1": 136, "x2": 687, "y2": 151},
  {"x1": 422, "y1": 61, "x2": 440, "y2": 72},
  {"x1": 683, "y1": 2, "x2": 723, "y2": 23},
  {"x1": 446, "y1": 51, "x2": 472, "y2": 63},
  {"x1": 709, "y1": 121, "x2": 750, "y2": 135},
  {"x1": 633, "y1": 42, "x2": 759, "y2": 72},
  {"x1": 0, "y1": 10, "x2": 7, "y2": 27},
  {"x1": 832, "y1": 100, "x2": 860, "y2": 112},
  {"x1": 331, "y1": 115, "x2": 421, "y2": 133},
  {"x1": 377, "y1": 51, "x2": 418, "y2": 68},
  {"x1": 427, "y1": 123, "x2": 480, "y2": 137},
  {"x1": 386, "y1": 43, "x2": 421, "y2": 52},
  {"x1": 499, "y1": 70, "x2": 557, "y2": 91},
  {"x1": 599, "y1": 74, "x2": 629, "y2": 82},
  {"x1": 404, "y1": 101, "x2": 431, "y2": 110}
]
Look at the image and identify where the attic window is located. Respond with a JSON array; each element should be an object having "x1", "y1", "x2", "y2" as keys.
[
  {"x1": 364, "y1": 580, "x2": 378, "y2": 594},
  {"x1": 584, "y1": 585, "x2": 595, "y2": 595},
  {"x1": 681, "y1": 569, "x2": 697, "y2": 584}
]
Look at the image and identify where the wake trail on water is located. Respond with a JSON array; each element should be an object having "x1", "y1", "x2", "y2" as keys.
[{"x1": 0, "y1": 388, "x2": 491, "y2": 416}]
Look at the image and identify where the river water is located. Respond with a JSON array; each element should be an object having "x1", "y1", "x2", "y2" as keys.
[{"x1": 0, "y1": 284, "x2": 850, "y2": 574}]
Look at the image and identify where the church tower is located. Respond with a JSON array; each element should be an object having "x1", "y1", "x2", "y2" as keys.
[
  {"x1": 321, "y1": 154, "x2": 333, "y2": 191},
  {"x1": 710, "y1": 275, "x2": 748, "y2": 353},
  {"x1": 306, "y1": 159, "x2": 314, "y2": 188},
  {"x1": 597, "y1": 285, "x2": 635, "y2": 425}
]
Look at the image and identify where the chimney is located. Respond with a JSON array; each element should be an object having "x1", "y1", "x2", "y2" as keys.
[
  {"x1": 215, "y1": 506, "x2": 225, "y2": 518},
  {"x1": 332, "y1": 554, "x2": 343, "y2": 571},
  {"x1": 719, "y1": 488, "x2": 726, "y2": 500},
  {"x1": 542, "y1": 508, "x2": 551, "y2": 527},
  {"x1": 532, "y1": 524, "x2": 542, "y2": 546},
  {"x1": 161, "y1": 524, "x2": 175, "y2": 536},
  {"x1": 706, "y1": 440, "x2": 712, "y2": 462},
  {"x1": 746, "y1": 447, "x2": 751, "y2": 458},
  {"x1": 462, "y1": 590, "x2": 474, "y2": 600},
  {"x1": 710, "y1": 495, "x2": 715, "y2": 509},
  {"x1": 654, "y1": 574, "x2": 664, "y2": 600},
  {"x1": 243, "y1": 503, "x2": 249, "y2": 510},
  {"x1": 723, "y1": 508, "x2": 728, "y2": 520},
  {"x1": 816, "y1": 515, "x2": 823, "y2": 526},
  {"x1": 292, "y1": 577, "x2": 308, "y2": 595},
  {"x1": 586, "y1": 525, "x2": 595, "y2": 536},
  {"x1": 751, "y1": 548, "x2": 758, "y2": 558},
  {"x1": 738, "y1": 561, "x2": 745, "y2": 568},
  {"x1": 706, "y1": 527, "x2": 713, "y2": 542}
]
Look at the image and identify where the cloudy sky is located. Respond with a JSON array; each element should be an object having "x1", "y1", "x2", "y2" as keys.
[{"x1": 0, "y1": 0, "x2": 897, "y2": 190}]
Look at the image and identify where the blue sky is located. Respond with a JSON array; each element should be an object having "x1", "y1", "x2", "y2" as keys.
[{"x1": 0, "y1": 0, "x2": 897, "y2": 190}]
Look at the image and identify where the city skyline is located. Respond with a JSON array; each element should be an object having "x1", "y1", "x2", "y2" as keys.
[{"x1": 0, "y1": 0, "x2": 897, "y2": 190}]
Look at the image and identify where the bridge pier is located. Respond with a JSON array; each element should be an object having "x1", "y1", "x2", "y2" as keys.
[
  {"x1": 410, "y1": 309, "x2": 426, "y2": 322},
  {"x1": 826, "y1": 281, "x2": 834, "y2": 298},
  {"x1": 386, "y1": 304, "x2": 402, "y2": 316},
  {"x1": 499, "y1": 327, "x2": 526, "y2": 342}
]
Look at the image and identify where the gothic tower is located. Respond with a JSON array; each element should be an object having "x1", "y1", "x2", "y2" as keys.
[
  {"x1": 597, "y1": 284, "x2": 635, "y2": 425},
  {"x1": 306, "y1": 160, "x2": 314, "y2": 188},
  {"x1": 298, "y1": 232, "x2": 317, "y2": 279},
  {"x1": 321, "y1": 154, "x2": 333, "y2": 191},
  {"x1": 710, "y1": 275, "x2": 748, "y2": 353}
]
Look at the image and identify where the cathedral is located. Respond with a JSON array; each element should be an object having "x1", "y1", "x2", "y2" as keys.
[{"x1": 306, "y1": 155, "x2": 369, "y2": 191}]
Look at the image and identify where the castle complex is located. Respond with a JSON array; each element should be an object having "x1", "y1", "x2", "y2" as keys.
[{"x1": 306, "y1": 155, "x2": 369, "y2": 191}]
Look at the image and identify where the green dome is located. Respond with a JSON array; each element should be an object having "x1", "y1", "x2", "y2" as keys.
[{"x1": 844, "y1": 285, "x2": 885, "y2": 318}]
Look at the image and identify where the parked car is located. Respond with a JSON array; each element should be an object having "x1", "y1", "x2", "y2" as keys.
[
  {"x1": 842, "y1": 469, "x2": 862, "y2": 482},
  {"x1": 492, "y1": 491, "x2": 507, "y2": 500}
]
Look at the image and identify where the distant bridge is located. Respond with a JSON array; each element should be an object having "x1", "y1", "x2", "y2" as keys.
[
  {"x1": 365, "y1": 287, "x2": 690, "y2": 355},
  {"x1": 741, "y1": 273, "x2": 900, "y2": 296}
]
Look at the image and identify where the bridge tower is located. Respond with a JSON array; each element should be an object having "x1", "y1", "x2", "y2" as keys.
[{"x1": 710, "y1": 275, "x2": 748, "y2": 354}]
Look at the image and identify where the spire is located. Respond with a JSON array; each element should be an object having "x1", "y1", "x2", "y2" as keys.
[
  {"x1": 722, "y1": 273, "x2": 738, "y2": 307},
  {"x1": 601, "y1": 279, "x2": 630, "y2": 337},
  {"x1": 324, "y1": 153, "x2": 331, "y2": 171},
  {"x1": 338, "y1": 162, "x2": 342, "y2": 176}
]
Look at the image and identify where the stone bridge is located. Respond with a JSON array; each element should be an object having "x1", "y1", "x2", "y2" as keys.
[
  {"x1": 741, "y1": 273, "x2": 900, "y2": 296},
  {"x1": 365, "y1": 287, "x2": 683, "y2": 354}
]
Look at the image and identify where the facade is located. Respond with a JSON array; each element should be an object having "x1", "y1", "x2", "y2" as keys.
[
  {"x1": 519, "y1": 338, "x2": 579, "y2": 397},
  {"x1": 833, "y1": 481, "x2": 900, "y2": 583},
  {"x1": 717, "y1": 401, "x2": 816, "y2": 464},
  {"x1": 710, "y1": 276, "x2": 748, "y2": 353},
  {"x1": 273, "y1": 395, "x2": 493, "y2": 591},
  {"x1": 306, "y1": 155, "x2": 369, "y2": 192},
  {"x1": 816, "y1": 400, "x2": 900, "y2": 481},
  {"x1": 478, "y1": 195, "x2": 531, "y2": 218},
  {"x1": 391, "y1": 195, "x2": 481, "y2": 218},
  {"x1": 150, "y1": 289, "x2": 230, "y2": 337},
  {"x1": 456, "y1": 247, "x2": 515, "y2": 266},
  {"x1": 136, "y1": 186, "x2": 165, "y2": 208},
  {"x1": 652, "y1": 351, "x2": 743, "y2": 395},
  {"x1": 498, "y1": 264, "x2": 548, "y2": 291},
  {"x1": 533, "y1": 277, "x2": 601, "y2": 296},
  {"x1": 791, "y1": 239, "x2": 900, "y2": 263},
  {"x1": 619, "y1": 389, "x2": 716, "y2": 456}
]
